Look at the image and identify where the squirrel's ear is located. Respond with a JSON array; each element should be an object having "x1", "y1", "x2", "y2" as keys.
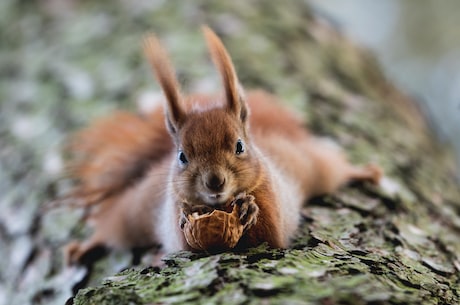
[
  {"x1": 202, "y1": 26, "x2": 248, "y2": 123},
  {"x1": 144, "y1": 34, "x2": 186, "y2": 134}
]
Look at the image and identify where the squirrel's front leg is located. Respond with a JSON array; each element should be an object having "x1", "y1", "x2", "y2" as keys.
[
  {"x1": 236, "y1": 189, "x2": 284, "y2": 249},
  {"x1": 233, "y1": 193, "x2": 259, "y2": 232}
]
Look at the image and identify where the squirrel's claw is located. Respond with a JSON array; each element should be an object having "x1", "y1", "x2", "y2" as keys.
[
  {"x1": 233, "y1": 193, "x2": 258, "y2": 232},
  {"x1": 179, "y1": 209, "x2": 188, "y2": 230}
]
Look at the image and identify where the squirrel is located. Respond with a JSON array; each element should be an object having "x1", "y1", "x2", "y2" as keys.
[{"x1": 64, "y1": 27, "x2": 382, "y2": 265}]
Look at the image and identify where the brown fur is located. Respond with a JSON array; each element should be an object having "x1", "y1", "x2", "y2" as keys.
[
  {"x1": 64, "y1": 28, "x2": 382, "y2": 264},
  {"x1": 67, "y1": 110, "x2": 172, "y2": 204}
]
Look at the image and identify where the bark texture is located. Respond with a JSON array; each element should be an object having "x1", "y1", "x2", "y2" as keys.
[
  {"x1": 1, "y1": 1, "x2": 459, "y2": 305},
  {"x1": 73, "y1": 2, "x2": 460, "y2": 305}
]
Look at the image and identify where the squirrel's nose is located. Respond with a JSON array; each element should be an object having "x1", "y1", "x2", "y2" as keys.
[{"x1": 205, "y1": 172, "x2": 226, "y2": 192}]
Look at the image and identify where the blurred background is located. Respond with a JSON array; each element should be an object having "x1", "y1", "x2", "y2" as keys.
[
  {"x1": 310, "y1": 0, "x2": 460, "y2": 164},
  {"x1": 0, "y1": 0, "x2": 459, "y2": 304}
]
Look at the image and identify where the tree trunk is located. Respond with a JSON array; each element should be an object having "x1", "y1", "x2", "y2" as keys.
[
  {"x1": 72, "y1": 2, "x2": 460, "y2": 305},
  {"x1": 2, "y1": 1, "x2": 459, "y2": 305}
]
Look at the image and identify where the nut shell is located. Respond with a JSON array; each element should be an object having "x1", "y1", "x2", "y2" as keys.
[{"x1": 183, "y1": 204, "x2": 243, "y2": 251}]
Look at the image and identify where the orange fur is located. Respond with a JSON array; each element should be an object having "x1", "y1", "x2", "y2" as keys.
[
  {"x1": 64, "y1": 28, "x2": 382, "y2": 264},
  {"x1": 68, "y1": 110, "x2": 171, "y2": 204}
]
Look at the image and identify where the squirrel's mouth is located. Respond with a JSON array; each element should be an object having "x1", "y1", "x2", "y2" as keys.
[
  {"x1": 200, "y1": 191, "x2": 230, "y2": 207},
  {"x1": 208, "y1": 193, "x2": 222, "y2": 200}
]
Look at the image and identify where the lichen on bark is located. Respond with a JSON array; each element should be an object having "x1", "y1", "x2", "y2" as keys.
[
  {"x1": 72, "y1": 2, "x2": 460, "y2": 304},
  {"x1": 1, "y1": 1, "x2": 458, "y2": 304}
]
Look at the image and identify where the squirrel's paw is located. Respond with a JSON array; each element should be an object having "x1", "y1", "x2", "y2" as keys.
[
  {"x1": 233, "y1": 193, "x2": 259, "y2": 232},
  {"x1": 179, "y1": 205, "x2": 214, "y2": 229},
  {"x1": 179, "y1": 210, "x2": 187, "y2": 230},
  {"x1": 65, "y1": 240, "x2": 83, "y2": 265}
]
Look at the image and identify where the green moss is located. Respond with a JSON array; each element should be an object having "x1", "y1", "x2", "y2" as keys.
[
  {"x1": 2, "y1": 0, "x2": 459, "y2": 304},
  {"x1": 68, "y1": 0, "x2": 460, "y2": 302}
]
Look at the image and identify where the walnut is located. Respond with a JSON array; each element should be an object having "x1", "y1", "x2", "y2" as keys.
[{"x1": 182, "y1": 204, "x2": 244, "y2": 252}]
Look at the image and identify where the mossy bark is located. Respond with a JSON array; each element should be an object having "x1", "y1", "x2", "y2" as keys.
[
  {"x1": 1, "y1": 1, "x2": 459, "y2": 305},
  {"x1": 72, "y1": 2, "x2": 460, "y2": 305}
]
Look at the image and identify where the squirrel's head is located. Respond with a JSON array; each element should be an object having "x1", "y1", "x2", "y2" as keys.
[{"x1": 144, "y1": 27, "x2": 262, "y2": 207}]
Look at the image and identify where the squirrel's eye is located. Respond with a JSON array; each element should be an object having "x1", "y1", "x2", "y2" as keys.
[
  {"x1": 235, "y1": 139, "x2": 245, "y2": 155},
  {"x1": 178, "y1": 151, "x2": 188, "y2": 165}
]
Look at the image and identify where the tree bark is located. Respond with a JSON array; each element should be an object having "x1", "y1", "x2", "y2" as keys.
[
  {"x1": 72, "y1": 2, "x2": 460, "y2": 304},
  {"x1": 2, "y1": 1, "x2": 458, "y2": 305}
]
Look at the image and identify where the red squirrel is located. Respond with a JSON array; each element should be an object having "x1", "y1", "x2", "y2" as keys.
[{"x1": 65, "y1": 27, "x2": 382, "y2": 264}]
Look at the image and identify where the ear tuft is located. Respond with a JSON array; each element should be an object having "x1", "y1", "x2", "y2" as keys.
[
  {"x1": 143, "y1": 34, "x2": 186, "y2": 134},
  {"x1": 202, "y1": 26, "x2": 248, "y2": 123}
]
